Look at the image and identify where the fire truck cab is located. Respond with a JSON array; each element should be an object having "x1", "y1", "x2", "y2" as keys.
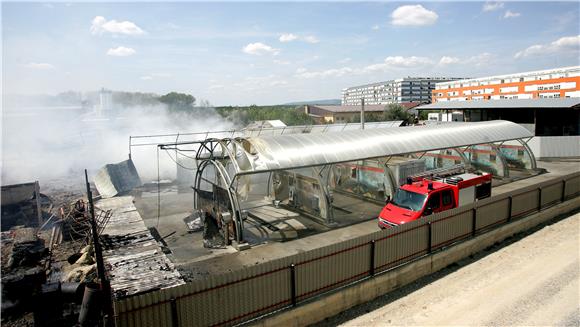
[{"x1": 378, "y1": 168, "x2": 492, "y2": 228}]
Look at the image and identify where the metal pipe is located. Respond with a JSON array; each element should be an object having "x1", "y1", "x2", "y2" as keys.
[{"x1": 78, "y1": 282, "x2": 102, "y2": 326}]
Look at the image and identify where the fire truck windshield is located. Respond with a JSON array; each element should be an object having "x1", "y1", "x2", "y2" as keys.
[{"x1": 391, "y1": 189, "x2": 427, "y2": 212}]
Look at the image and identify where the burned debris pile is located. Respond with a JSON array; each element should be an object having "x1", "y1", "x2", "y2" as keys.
[
  {"x1": 56, "y1": 199, "x2": 112, "y2": 243},
  {"x1": 1, "y1": 227, "x2": 48, "y2": 319}
]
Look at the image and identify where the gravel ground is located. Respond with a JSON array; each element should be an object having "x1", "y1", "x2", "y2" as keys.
[{"x1": 315, "y1": 210, "x2": 580, "y2": 327}]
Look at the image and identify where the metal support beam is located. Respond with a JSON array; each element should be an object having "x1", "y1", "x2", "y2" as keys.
[{"x1": 84, "y1": 170, "x2": 113, "y2": 324}]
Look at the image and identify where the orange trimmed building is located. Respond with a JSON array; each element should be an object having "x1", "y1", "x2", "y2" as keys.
[{"x1": 432, "y1": 66, "x2": 580, "y2": 102}]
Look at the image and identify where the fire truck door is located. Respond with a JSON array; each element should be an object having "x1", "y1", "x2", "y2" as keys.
[
  {"x1": 441, "y1": 190, "x2": 454, "y2": 210},
  {"x1": 426, "y1": 192, "x2": 441, "y2": 214}
]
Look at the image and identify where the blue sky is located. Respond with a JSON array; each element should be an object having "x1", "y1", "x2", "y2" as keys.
[{"x1": 3, "y1": 1, "x2": 580, "y2": 105}]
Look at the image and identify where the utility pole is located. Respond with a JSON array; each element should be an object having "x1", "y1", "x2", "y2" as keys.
[{"x1": 360, "y1": 98, "x2": 365, "y2": 130}]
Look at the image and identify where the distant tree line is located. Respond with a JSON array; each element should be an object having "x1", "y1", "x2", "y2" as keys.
[
  {"x1": 32, "y1": 90, "x2": 421, "y2": 126},
  {"x1": 215, "y1": 105, "x2": 314, "y2": 126}
]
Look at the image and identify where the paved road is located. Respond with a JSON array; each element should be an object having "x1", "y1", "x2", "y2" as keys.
[{"x1": 317, "y1": 211, "x2": 580, "y2": 326}]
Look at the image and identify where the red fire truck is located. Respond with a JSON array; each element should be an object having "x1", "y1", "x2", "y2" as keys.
[{"x1": 378, "y1": 166, "x2": 492, "y2": 228}]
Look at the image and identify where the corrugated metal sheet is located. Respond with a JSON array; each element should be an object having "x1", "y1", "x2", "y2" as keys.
[
  {"x1": 475, "y1": 197, "x2": 510, "y2": 231},
  {"x1": 374, "y1": 219, "x2": 428, "y2": 272},
  {"x1": 541, "y1": 182, "x2": 564, "y2": 207},
  {"x1": 430, "y1": 206, "x2": 474, "y2": 250},
  {"x1": 565, "y1": 176, "x2": 580, "y2": 198},
  {"x1": 295, "y1": 238, "x2": 370, "y2": 300},
  {"x1": 98, "y1": 196, "x2": 185, "y2": 300},
  {"x1": 242, "y1": 121, "x2": 532, "y2": 175},
  {"x1": 94, "y1": 159, "x2": 142, "y2": 198},
  {"x1": 511, "y1": 190, "x2": 540, "y2": 218}
]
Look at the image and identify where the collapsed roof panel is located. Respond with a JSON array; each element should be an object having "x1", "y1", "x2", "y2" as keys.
[{"x1": 94, "y1": 159, "x2": 142, "y2": 198}]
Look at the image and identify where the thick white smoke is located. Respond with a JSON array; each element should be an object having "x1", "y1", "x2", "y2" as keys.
[{"x1": 1, "y1": 101, "x2": 235, "y2": 191}]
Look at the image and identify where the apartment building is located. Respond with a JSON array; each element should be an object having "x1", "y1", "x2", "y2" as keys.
[
  {"x1": 432, "y1": 66, "x2": 580, "y2": 102},
  {"x1": 342, "y1": 77, "x2": 463, "y2": 105}
]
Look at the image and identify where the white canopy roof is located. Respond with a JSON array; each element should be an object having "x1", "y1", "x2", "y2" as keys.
[{"x1": 232, "y1": 120, "x2": 532, "y2": 175}]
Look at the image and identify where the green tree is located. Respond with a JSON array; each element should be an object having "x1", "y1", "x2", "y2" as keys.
[
  {"x1": 214, "y1": 105, "x2": 314, "y2": 127},
  {"x1": 159, "y1": 92, "x2": 196, "y2": 111},
  {"x1": 383, "y1": 104, "x2": 411, "y2": 123}
]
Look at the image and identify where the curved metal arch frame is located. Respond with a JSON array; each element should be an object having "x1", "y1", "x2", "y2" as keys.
[
  {"x1": 193, "y1": 158, "x2": 244, "y2": 243},
  {"x1": 489, "y1": 143, "x2": 511, "y2": 178},
  {"x1": 518, "y1": 139, "x2": 538, "y2": 170}
]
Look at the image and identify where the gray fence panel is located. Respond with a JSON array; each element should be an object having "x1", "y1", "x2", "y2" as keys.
[
  {"x1": 476, "y1": 197, "x2": 510, "y2": 231},
  {"x1": 431, "y1": 208, "x2": 474, "y2": 249},
  {"x1": 541, "y1": 182, "x2": 564, "y2": 208},
  {"x1": 179, "y1": 264, "x2": 291, "y2": 326},
  {"x1": 295, "y1": 239, "x2": 371, "y2": 300},
  {"x1": 375, "y1": 219, "x2": 429, "y2": 272},
  {"x1": 511, "y1": 189, "x2": 539, "y2": 218},
  {"x1": 565, "y1": 175, "x2": 580, "y2": 198}
]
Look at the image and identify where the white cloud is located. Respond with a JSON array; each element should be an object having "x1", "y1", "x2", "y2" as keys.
[
  {"x1": 279, "y1": 33, "x2": 298, "y2": 42},
  {"x1": 242, "y1": 42, "x2": 280, "y2": 55},
  {"x1": 24, "y1": 62, "x2": 55, "y2": 70},
  {"x1": 503, "y1": 10, "x2": 521, "y2": 19},
  {"x1": 483, "y1": 1, "x2": 504, "y2": 12},
  {"x1": 107, "y1": 46, "x2": 136, "y2": 56},
  {"x1": 338, "y1": 57, "x2": 351, "y2": 64},
  {"x1": 273, "y1": 59, "x2": 291, "y2": 65},
  {"x1": 271, "y1": 80, "x2": 288, "y2": 86},
  {"x1": 372, "y1": 24, "x2": 380, "y2": 31},
  {"x1": 439, "y1": 56, "x2": 460, "y2": 65},
  {"x1": 466, "y1": 52, "x2": 494, "y2": 66},
  {"x1": 552, "y1": 35, "x2": 580, "y2": 47},
  {"x1": 303, "y1": 35, "x2": 319, "y2": 44},
  {"x1": 91, "y1": 16, "x2": 145, "y2": 36},
  {"x1": 362, "y1": 56, "x2": 433, "y2": 73},
  {"x1": 140, "y1": 73, "x2": 171, "y2": 80},
  {"x1": 391, "y1": 5, "x2": 438, "y2": 26},
  {"x1": 296, "y1": 67, "x2": 354, "y2": 79},
  {"x1": 296, "y1": 55, "x2": 433, "y2": 79},
  {"x1": 515, "y1": 35, "x2": 580, "y2": 58},
  {"x1": 384, "y1": 56, "x2": 433, "y2": 66},
  {"x1": 435, "y1": 53, "x2": 493, "y2": 66},
  {"x1": 279, "y1": 33, "x2": 320, "y2": 44}
]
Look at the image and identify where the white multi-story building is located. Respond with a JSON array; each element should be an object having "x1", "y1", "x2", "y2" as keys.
[{"x1": 342, "y1": 77, "x2": 464, "y2": 105}]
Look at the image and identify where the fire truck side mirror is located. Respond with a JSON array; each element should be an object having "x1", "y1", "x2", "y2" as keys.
[{"x1": 424, "y1": 206, "x2": 433, "y2": 216}]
